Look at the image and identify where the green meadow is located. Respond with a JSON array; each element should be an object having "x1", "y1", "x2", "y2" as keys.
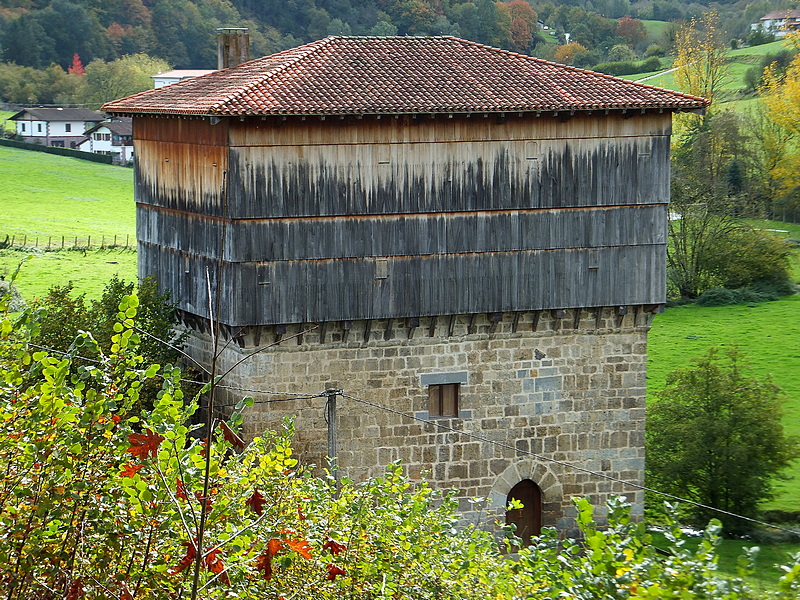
[{"x1": 0, "y1": 145, "x2": 137, "y2": 300}]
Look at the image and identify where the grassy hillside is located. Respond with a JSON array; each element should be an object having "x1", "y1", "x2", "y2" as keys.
[
  {"x1": 648, "y1": 295, "x2": 800, "y2": 511},
  {"x1": 620, "y1": 38, "x2": 794, "y2": 103},
  {"x1": 0, "y1": 145, "x2": 137, "y2": 300},
  {"x1": 1, "y1": 145, "x2": 135, "y2": 238}
]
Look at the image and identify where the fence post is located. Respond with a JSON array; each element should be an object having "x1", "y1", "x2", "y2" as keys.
[
  {"x1": 114, "y1": 235, "x2": 117, "y2": 247},
  {"x1": 87, "y1": 235, "x2": 91, "y2": 249},
  {"x1": 74, "y1": 236, "x2": 77, "y2": 249},
  {"x1": 47, "y1": 237, "x2": 51, "y2": 250},
  {"x1": 126, "y1": 234, "x2": 129, "y2": 249},
  {"x1": 23, "y1": 235, "x2": 26, "y2": 247},
  {"x1": 62, "y1": 236, "x2": 65, "y2": 249}
]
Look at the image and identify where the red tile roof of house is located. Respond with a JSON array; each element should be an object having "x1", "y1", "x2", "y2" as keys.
[
  {"x1": 761, "y1": 10, "x2": 800, "y2": 20},
  {"x1": 103, "y1": 36, "x2": 708, "y2": 116}
]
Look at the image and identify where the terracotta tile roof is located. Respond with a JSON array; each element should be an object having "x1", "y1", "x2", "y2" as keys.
[
  {"x1": 11, "y1": 108, "x2": 106, "y2": 122},
  {"x1": 761, "y1": 10, "x2": 800, "y2": 20},
  {"x1": 103, "y1": 36, "x2": 708, "y2": 116}
]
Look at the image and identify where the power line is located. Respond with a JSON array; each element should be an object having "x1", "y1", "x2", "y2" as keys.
[
  {"x1": 337, "y1": 392, "x2": 800, "y2": 536},
  {"x1": 21, "y1": 341, "x2": 800, "y2": 535}
]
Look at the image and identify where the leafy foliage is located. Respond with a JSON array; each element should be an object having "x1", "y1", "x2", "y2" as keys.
[
  {"x1": 2, "y1": 286, "x2": 800, "y2": 598},
  {"x1": 32, "y1": 275, "x2": 185, "y2": 410},
  {"x1": 647, "y1": 348, "x2": 799, "y2": 536},
  {"x1": 761, "y1": 35, "x2": 800, "y2": 199}
]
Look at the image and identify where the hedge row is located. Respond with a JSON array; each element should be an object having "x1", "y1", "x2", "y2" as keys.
[{"x1": 0, "y1": 137, "x2": 113, "y2": 164}]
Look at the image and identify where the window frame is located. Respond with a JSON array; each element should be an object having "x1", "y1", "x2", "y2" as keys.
[{"x1": 428, "y1": 383, "x2": 460, "y2": 418}]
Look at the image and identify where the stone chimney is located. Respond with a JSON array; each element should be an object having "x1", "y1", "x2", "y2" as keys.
[{"x1": 217, "y1": 28, "x2": 250, "y2": 69}]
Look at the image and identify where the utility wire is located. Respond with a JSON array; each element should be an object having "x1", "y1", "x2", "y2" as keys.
[
  {"x1": 20, "y1": 340, "x2": 800, "y2": 535},
  {"x1": 338, "y1": 392, "x2": 800, "y2": 536}
]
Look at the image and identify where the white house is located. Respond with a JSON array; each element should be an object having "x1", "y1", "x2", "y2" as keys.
[
  {"x1": 152, "y1": 69, "x2": 215, "y2": 88},
  {"x1": 754, "y1": 10, "x2": 800, "y2": 37},
  {"x1": 77, "y1": 118, "x2": 134, "y2": 164},
  {"x1": 9, "y1": 108, "x2": 105, "y2": 148}
]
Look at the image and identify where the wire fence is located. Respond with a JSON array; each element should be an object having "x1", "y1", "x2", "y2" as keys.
[{"x1": 0, "y1": 233, "x2": 135, "y2": 251}]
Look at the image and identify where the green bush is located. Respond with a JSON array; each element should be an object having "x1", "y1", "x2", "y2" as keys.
[
  {"x1": 641, "y1": 55, "x2": 661, "y2": 71},
  {"x1": 707, "y1": 227, "x2": 792, "y2": 290},
  {"x1": 32, "y1": 275, "x2": 185, "y2": 410},
  {"x1": 593, "y1": 56, "x2": 661, "y2": 76},
  {"x1": 0, "y1": 138, "x2": 113, "y2": 163}
]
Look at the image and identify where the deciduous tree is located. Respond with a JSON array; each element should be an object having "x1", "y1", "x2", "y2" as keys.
[{"x1": 647, "y1": 348, "x2": 798, "y2": 535}]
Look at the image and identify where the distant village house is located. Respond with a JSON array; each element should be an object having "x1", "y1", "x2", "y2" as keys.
[
  {"x1": 152, "y1": 70, "x2": 215, "y2": 89},
  {"x1": 753, "y1": 9, "x2": 800, "y2": 38},
  {"x1": 77, "y1": 118, "x2": 134, "y2": 164},
  {"x1": 9, "y1": 107, "x2": 105, "y2": 148}
]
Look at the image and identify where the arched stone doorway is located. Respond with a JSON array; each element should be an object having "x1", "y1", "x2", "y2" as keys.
[{"x1": 505, "y1": 479, "x2": 543, "y2": 545}]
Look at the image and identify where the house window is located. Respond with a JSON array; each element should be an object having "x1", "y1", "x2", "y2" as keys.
[
  {"x1": 65, "y1": 124, "x2": 71, "y2": 132},
  {"x1": 428, "y1": 383, "x2": 459, "y2": 417},
  {"x1": 37, "y1": 123, "x2": 42, "y2": 132},
  {"x1": 420, "y1": 371, "x2": 468, "y2": 418},
  {"x1": 21, "y1": 123, "x2": 26, "y2": 132}
]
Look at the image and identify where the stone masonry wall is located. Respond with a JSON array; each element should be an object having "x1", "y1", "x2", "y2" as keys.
[{"x1": 183, "y1": 307, "x2": 650, "y2": 536}]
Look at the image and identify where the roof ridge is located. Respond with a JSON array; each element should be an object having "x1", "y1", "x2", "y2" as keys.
[{"x1": 207, "y1": 37, "x2": 338, "y2": 115}]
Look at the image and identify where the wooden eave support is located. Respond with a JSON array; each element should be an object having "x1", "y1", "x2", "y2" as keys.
[
  {"x1": 616, "y1": 305, "x2": 628, "y2": 328},
  {"x1": 407, "y1": 317, "x2": 420, "y2": 340},
  {"x1": 383, "y1": 318, "x2": 394, "y2": 341},
  {"x1": 488, "y1": 312, "x2": 503, "y2": 334},
  {"x1": 341, "y1": 320, "x2": 352, "y2": 342},
  {"x1": 468, "y1": 313, "x2": 478, "y2": 334},
  {"x1": 532, "y1": 310, "x2": 541, "y2": 332},
  {"x1": 594, "y1": 307, "x2": 604, "y2": 330},
  {"x1": 428, "y1": 315, "x2": 437, "y2": 337},
  {"x1": 363, "y1": 319, "x2": 372, "y2": 343}
]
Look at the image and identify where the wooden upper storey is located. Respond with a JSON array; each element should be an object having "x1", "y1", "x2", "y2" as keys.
[
  {"x1": 133, "y1": 111, "x2": 672, "y2": 326},
  {"x1": 133, "y1": 111, "x2": 672, "y2": 219}
]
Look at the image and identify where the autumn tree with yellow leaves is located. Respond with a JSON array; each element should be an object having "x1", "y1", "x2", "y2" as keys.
[{"x1": 760, "y1": 34, "x2": 800, "y2": 208}]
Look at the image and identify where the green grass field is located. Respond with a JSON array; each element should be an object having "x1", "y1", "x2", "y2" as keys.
[
  {"x1": 0, "y1": 248, "x2": 138, "y2": 301},
  {"x1": 648, "y1": 295, "x2": 800, "y2": 511},
  {"x1": 0, "y1": 145, "x2": 138, "y2": 300},
  {"x1": 650, "y1": 529, "x2": 800, "y2": 591},
  {"x1": 0, "y1": 145, "x2": 135, "y2": 239}
]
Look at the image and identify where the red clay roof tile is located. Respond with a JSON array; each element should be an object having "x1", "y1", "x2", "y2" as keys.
[{"x1": 102, "y1": 36, "x2": 708, "y2": 116}]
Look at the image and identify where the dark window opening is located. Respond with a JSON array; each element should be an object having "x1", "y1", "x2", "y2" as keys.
[
  {"x1": 505, "y1": 479, "x2": 543, "y2": 547},
  {"x1": 428, "y1": 383, "x2": 459, "y2": 417},
  {"x1": 65, "y1": 124, "x2": 71, "y2": 132}
]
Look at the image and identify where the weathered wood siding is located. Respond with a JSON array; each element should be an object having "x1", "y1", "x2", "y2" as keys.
[{"x1": 135, "y1": 112, "x2": 671, "y2": 326}]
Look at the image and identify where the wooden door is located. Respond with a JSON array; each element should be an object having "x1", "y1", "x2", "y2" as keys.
[{"x1": 505, "y1": 479, "x2": 542, "y2": 546}]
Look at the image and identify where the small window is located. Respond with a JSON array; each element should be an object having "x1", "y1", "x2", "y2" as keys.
[
  {"x1": 65, "y1": 123, "x2": 71, "y2": 132},
  {"x1": 21, "y1": 123, "x2": 26, "y2": 132},
  {"x1": 37, "y1": 123, "x2": 42, "y2": 132},
  {"x1": 428, "y1": 383, "x2": 459, "y2": 417}
]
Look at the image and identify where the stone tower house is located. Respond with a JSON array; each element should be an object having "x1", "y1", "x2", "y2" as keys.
[{"x1": 104, "y1": 36, "x2": 708, "y2": 536}]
